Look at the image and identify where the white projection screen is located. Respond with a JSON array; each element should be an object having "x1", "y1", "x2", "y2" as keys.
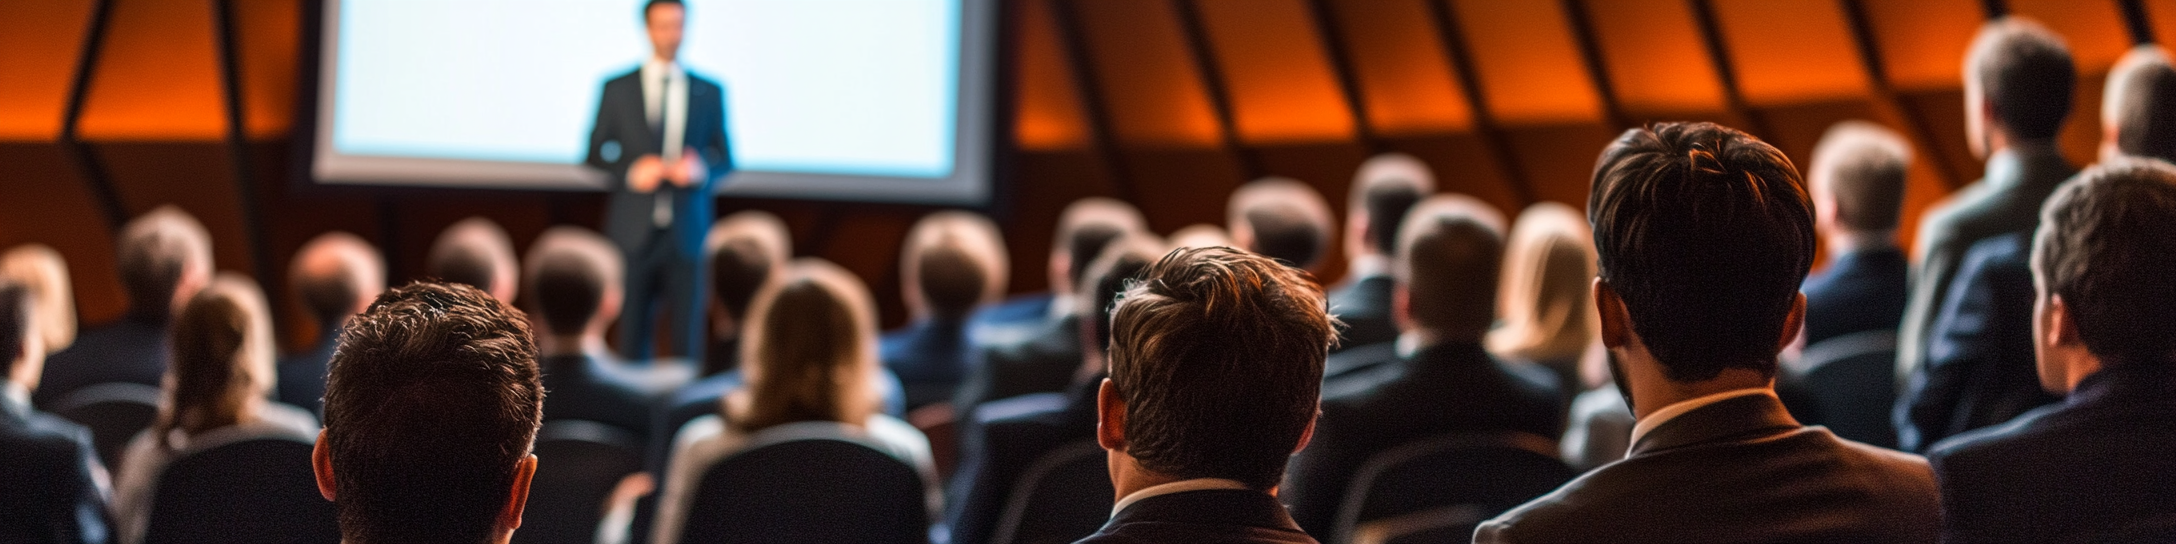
[{"x1": 312, "y1": 0, "x2": 995, "y2": 205}]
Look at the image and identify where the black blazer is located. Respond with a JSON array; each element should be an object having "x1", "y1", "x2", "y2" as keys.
[
  {"x1": 1326, "y1": 275, "x2": 1396, "y2": 353},
  {"x1": 33, "y1": 313, "x2": 167, "y2": 410},
  {"x1": 0, "y1": 386, "x2": 109, "y2": 544},
  {"x1": 1283, "y1": 342, "x2": 1562, "y2": 536},
  {"x1": 275, "y1": 333, "x2": 336, "y2": 416},
  {"x1": 881, "y1": 317, "x2": 975, "y2": 410},
  {"x1": 1077, "y1": 489, "x2": 1319, "y2": 544},
  {"x1": 1801, "y1": 247, "x2": 1908, "y2": 346},
  {"x1": 1896, "y1": 233, "x2": 2057, "y2": 452},
  {"x1": 953, "y1": 314, "x2": 1083, "y2": 413},
  {"x1": 539, "y1": 353, "x2": 657, "y2": 447},
  {"x1": 1929, "y1": 359, "x2": 2176, "y2": 544},
  {"x1": 1475, "y1": 392, "x2": 1940, "y2": 544},
  {"x1": 945, "y1": 379, "x2": 1099, "y2": 544},
  {"x1": 585, "y1": 67, "x2": 732, "y2": 257}
]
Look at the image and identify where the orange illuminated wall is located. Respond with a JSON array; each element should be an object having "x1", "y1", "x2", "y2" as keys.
[
  {"x1": 74, "y1": 0, "x2": 228, "y2": 140},
  {"x1": 0, "y1": 1, "x2": 98, "y2": 140},
  {"x1": 1193, "y1": 0, "x2": 1355, "y2": 143},
  {"x1": 1451, "y1": 0, "x2": 1604, "y2": 125},
  {"x1": 1327, "y1": 0, "x2": 1472, "y2": 135},
  {"x1": 1711, "y1": 0, "x2": 1869, "y2": 105},
  {"x1": 1582, "y1": 0, "x2": 1727, "y2": 115},
  {"x1": 1073, "y1": 0, "x2": 1225, "y2": 147},
  {"x1": 1012, "y1": 0, "x2": 1090, "y2": 151}
]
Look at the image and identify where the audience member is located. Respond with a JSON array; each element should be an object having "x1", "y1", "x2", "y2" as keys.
[
  {"x1": 428, "y1": 217, "x2": 520, "y2": 304},
  {"x1": 884, "y1": 211, "x2": 1008, "y2": 410},
  {"x1": 1801, "y1": 121, "x2": 1913, "y2": 347},
  {"x1": 2101, "y1": 45, "x2": 2176, "y2": 163},
  {"x1": 944, "y1": 234, "x2": 1161, "y2": 544},
  {"x1": 1079, "y1": 247, "x2": 1334, "y2": 544},
  {"x1": 36, "y1": 206, "x2": 212, "y2": 409},
  {"x1": 1167, "y1": 224, "x2": 1235, "y2": 250},
  {"x1": 953, "y1": 198, "x2": 1144, "y2": 412},
  {"x1": 1475, "y1": 122, "x2": 1938, "y2": 543},
  {"x1": 1484, "y1": 202, "x2": 1598, "y2": 399},
  {"x1": 1284, "y1": 195, "x2": 1561, "y2": 536},
  {"x1": 651, "y1": 259, "x2": 936, "y2": 543},
  {"x1": 313, "y1": 281, "x2": 544, "y2": 544},
  {"x1": 2, "y1": 245, "x2": 77, "y2": 354},
  {"x1": 1557, "y1": 343, "x2": 1632, "y2": 471},
  {"x1": 524, "y1": 227, "x2": 653, "y2": 443},
  {"x1": 1896, "y1": 18, "x2": 2078, "y2": 451},
  {"x1": 279, "y1": 232, "x2": 383, "y2": 415},
  {"x1": 113, "y1": 275, "x2": 317, "y2": 544},
  {"x1": 1227, "y1": 177, "x2": 1334, "y2": 274},
  {"x1": 971, "y1": 198, "x2": 1145, "y2": 345},
  {"x1": 0, "y1": 282, "x2": 110, "y2": 544},
  {"x1": 1328, "y1": 153, "x2": 1433, "y2": 353},
  {"x1": 700, "y1": 211, "x2": 790, "y2": 378},
  {"x1": 1928, "y1": 159, "x2": 2176, "y2": 543}
]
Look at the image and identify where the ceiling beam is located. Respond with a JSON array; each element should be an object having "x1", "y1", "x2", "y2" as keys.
[
  {"x1": 1170, "y1": 0, "x2": 1265, "y2": 179},
  {"x1": 58, "y1": 0, "x2": 127, "y2": 233},
  {"x1": 1839, "y1": 0, "x2": 1964, "y2": 190},
  {"x1": 1048, "y1": 0, "x2": 1139, "y2": 203},
  {"x1": 1687, "y1": 0, "x2": 1775, "y2": 139},
  {"x1": 1560, "y1": 0, "x2": 1632, "y2": 130},
  {"x1": 2119, "y1": 0, "x2": 2155, "y2": 45},
  {"x1": 1422, "y1": 0, "x2": 1536, "y2": 206},
  {"x1": 1303, "y1": 0, "x2": 1385, "y2": 153}
]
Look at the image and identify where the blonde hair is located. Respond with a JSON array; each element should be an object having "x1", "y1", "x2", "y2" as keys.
[
  {"x1": 1486, "y1": 203, "x2": 1599, "y2": 364},
  {"x1": 726, "y1": 259, "x2": 881, "y2": 433},
  {"x1": 0, "y1": 245, "x2": 75, "y2": 351},
  {"x1": 155, "y1": 273, "x2": 275, "y2": 450}
]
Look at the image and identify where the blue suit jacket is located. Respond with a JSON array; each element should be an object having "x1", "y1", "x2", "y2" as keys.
[
  {"x1": 0, "y1": 385, "x2": 109, "y2": 544},
  {"x1": 943, "y1": 378, "x2": 1099, "y2": 544},
  {"x1": 585, "y1": 67, "x2": 731, "y2": 257},
  {"x1": 880, "y1": 318, "x2": 974, "y2": 410},
  {"x1": 1325, "y1": 275, "x2": 1396, "y2": 353},
  {"x1": 1802, "y1": 247, "x2": 1908, "y2": 346},
  {"x1": 1896, "y1": 233, "x2": 2058, "y2": 452},
  {"x1": 275, "y1": 334, "x2": 336, "y2": 417}
]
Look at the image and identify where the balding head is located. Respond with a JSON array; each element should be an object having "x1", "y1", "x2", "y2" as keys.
[
  {"x1": 428, "y1": 217, "x2": 519, "y2": 303},
  {"x1": 1395, "y1": 194, "x2": 1507, "y2": 342},
  {"x1": 289, "y1": 232, "x2": 385, "y2": 329},
  {"x1": 1051, "y1": 198, "x2": 1147, "y2": 298},
  {"x1": 117, "y1": 206, "x2": 214, "y2": 318},
  {"x1": 1228, "y1": 177, "x2": 1334, "y2": 271},
  {"x1": 708, "y1": 211, "x2": 792, "y2": 323},
  {"x1": 2102, "y1": 46, "x2": 2176, "y2": 163},
  {"x1": 1347, "y1": 154, "x2": 1436, "y2": 260},
  {"x1": 1810, "y1": 121, "x2": 1912, "y2": 239},
  {"x1": 902, "y1": 211, "x2": 1008, "y2": 322},
  {"x1": 524, "y1": 227, "x2": 623, "y2": 339},
  {"x1": 1963, "y1": 17, "x2": 2075, "y2": 157},
  {"x1": 1167, "y1": 224, "x2": 1234, "y2": 251}
]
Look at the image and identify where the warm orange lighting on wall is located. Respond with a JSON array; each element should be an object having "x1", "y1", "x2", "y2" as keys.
[
  {"x1": 1331, "y1": 0, "x2": 1472, "y2": 135},
  {"x1": 1711, "y1": 0, "x2": 1869, "y2": 105},
  {"x1": 1075, "y1": 0, "x2": 1224, "y2": 147},
  {"x1": 1452, "y1": 0, "x2": 1604, "y2": 125},
  {"x1": 75, "y1": 0, "x2": 229, "y2": 141},
  {"x1": 1584, "y1": 0, "x2": 1727, "y2": 115},
  {"x1": 1194, "y1": 0, "x2": 1355, "y2": 144},
  {"x1": 0, "y1": 1, "x2": 96, "y2": 141},
  {"x1": 1014, "y1": 0, "x2": 1091, "y2": 151}
]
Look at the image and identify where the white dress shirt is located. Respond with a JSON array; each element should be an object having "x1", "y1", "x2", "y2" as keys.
[
  {"x1": 1108, "y1": 478, "x2": 1252, "y2": 518},
  {"x1": 639, "y1": 57, "x2": 689, "y2": 228}
]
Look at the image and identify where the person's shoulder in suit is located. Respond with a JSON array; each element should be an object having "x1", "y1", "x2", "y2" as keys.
[
  {"x1": 946, "y1": 391, "x2": 1087, "y2": 544},
  {"x1": 0, "y1": 407, "x2": 107, "y2": 544},
  {"x1": 275, "y1": 338, "x2": 337, "y2": 416},
  {"x1": 1801, "y1": 247, "x2": 1909, "y2": 346},
  {"x1": 1321, "y1": 341, "x2": 1396, "y2": 384},
  {"x1": 34, "y1": 316, "x2": 167, "y2": 409},
  {"x1": 1077, "y1": 489, "x2": 1318, "y2": 544},
  {"x1": 956, "y1": 314, "x2": 1082, "y2": 411},
  {"x1": 540, "y1": 353, "x2": 656, "y2": 442},
  {"x1": 1327, "y1": 275, "x2": 1396, "y2": 352}
]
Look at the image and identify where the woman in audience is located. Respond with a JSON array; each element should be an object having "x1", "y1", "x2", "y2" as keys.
[
  {"x1": 1, "y1": 244, "x2": 76, "y2": 353},
  {"x1": 650, "y1": 259, "x2": 936, "y2": 544},
  {"x1": 1483, "y1": 203, "x2": 1632, "y2": 470},
  {"x1": 110, "y1": 274, "x2": 318, "y2": 544}
]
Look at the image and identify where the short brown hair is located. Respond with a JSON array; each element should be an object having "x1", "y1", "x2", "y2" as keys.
[
  {"x1": 1107, "y1": 247, "x2": 1337, "y2": 489},
  {"x1": 901, "y1": 211, "x2": 1007, "y2": 320},
  {"x1": 289, "y1": 232, "x2": 384, "y2": 327},
  {"x1": 427, "y1": 217, "x2": 516, "y2": 297},
  {"x1": 116, "y1": 206, "x2": 212, "y2": 315},
  {"x1": 324, "y1": 281, "x2": 542, "y2": 544},
  {"x1": 1967, "y1": 17, "x2": 2076, "y2": 141},
  {"x1": 523, "y1": 227, "x2": 622, "y2": 337},
  {"x1": 157, "y1": 274, "x2": 276, "y2": 450},
  {"x1": 729, "y1": 259, "x2": 882, "y2": 433},
  {"x1": 2104, "y1": 46, "x2": 2176, "y2": 163},
  {"x1": 1230, "y1": 178, "x2": 1334, "y2": 270},
  {"x1": 2032, "y1": 158, "x2": 2176, "y2": 365},
  {"x1": 1810, "y1": 121, "x2": 1911, "y2": 233},
  {"x1": 1396, "y1": 195, "x2": 1507, "y2": 339}
]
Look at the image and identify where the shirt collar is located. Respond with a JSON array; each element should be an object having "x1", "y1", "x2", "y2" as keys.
[
  {"x1": 2, "y1": 380, "x2": 31, "y2": 418},
  {"x1": 1627, "y1": 388, "x2": 1773, "y2": 452},
  {"x1": 1110, "y1": 478, "x2": 1251, "y2": 518}
]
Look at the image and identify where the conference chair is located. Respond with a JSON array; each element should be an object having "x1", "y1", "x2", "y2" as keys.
[
  {"x1": 676, "y1": 424, "x2": 929, "y2": 544},
  {"x1": 143, "y1": 436, "x2": 339, "y2": 544},
  {"x1": 990, "y1": 439, "x2": 1111, "y2": 544},
  {"x1": 1333, "y1": 432, "x2": 1576, "y2": 544},
  {"x1": 1783, "y1": 330, "x2": 1901, "y2": 449},
  {"x1": 517, "y1": 420, "x2": 646, "y2": 544},
  {"x1": 50, "y1": 381, "x2": 163, "y2": 471}
]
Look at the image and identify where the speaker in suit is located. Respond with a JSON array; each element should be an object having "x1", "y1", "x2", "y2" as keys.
[
  {"x1": 1283, "y1": 342, "x2": 1561, "y2": 536},
  {"x1": 585, "y1": 61, "x2": 732, "y2": 362},
  {"x1": 540, "y1": 353, "x2": 655, "y2": 446},
  {"x1": 1079, "y1": 488, "x2": 1316, "y2": 544},
  {"x1": 1324, "y1": 275, "x2": 1395, "y2": 353},
  {"x1": 951, "y1": 314, "x2": 1082, "y2": 413},
  {"x1": 0, "y1": 382, "x2": 108, "y2": 544},
  {"x1": 1802, "y1": 247, "x2": 1908, "y2": 347},
  {"x1": 944, "y1": 379, "x2": 1098, "y2": 544},
  {"x1": 1895, "y1": 233, "x2": 2058, "y2": 452}
]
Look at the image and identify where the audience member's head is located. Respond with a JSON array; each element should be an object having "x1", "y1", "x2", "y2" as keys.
[
  {"x1": 317, "y1": 281, "x2": 542, "y2": 544},
  {"x1": 1, "y1": 282, "x2": 43, "y2": 390},
  {"x1": 728, "y1": 259, "x2": 883, "y2": 433},
  {"x1": 117, "y1": 206, "x2": 214, "y2": 320},
  {"x1": 1392, "y1": 195, "x2": 1506, "y2": 344},
  {"x1": 428, "y1": 217, "x2": 519, "y2": 304},
  {"x1": 2030, "y1": 158, "x2": 2176, "y2": 393},
  {"x1": 1589, "y1": 122, "x2": 1812, "y2": 392},
  {"x1": 522, "y1": 227, "x2": 623, "y2": 348},
  {"x1": 1166, "y1": 223, "x2": 1235, "y2": 251},
  {"x1": 1485, "y1": 202, "x2": 1597, "y2": 364},
  {"x1": 1228, "y1": 178, "x2": 1334, "y2": 272},
  {"x1": 1345, "y1": 153, "x2": 1436, "y2": 264},
  {"x1": 1101, "y1": 247, "x2": 1337, "y2": 491},
  {"x1": 2101, "y1": 45, "x2": 2176, "y2": 163},
  {"x1": 288, "y1": 232, "x2": 385, "y2": 332},
  {"x1": 900, "y1": 211, "x2": 1008, "y2": 322},
  {"x1": 156, "y1": 273, "x2": 276, "y2": 450},
  {"x1": 1963, "y1": 16, "x2": 2075, "y2": 159},
  {"x1": 704, "y1": 211, "x2": 791, "y2": 374},
  {"x1": 1051, "y1": 198, "x2": 1148, "y2": 304},
  {"x1": 1808, "y1": 121, "x2": 1912, "y2": 248},
  {"x1": 1, "y1": 244, "x2": 75, "y2": 351},
  {"x1": 1074, "y1": 234, "x2": 1164, "y2": 377}
]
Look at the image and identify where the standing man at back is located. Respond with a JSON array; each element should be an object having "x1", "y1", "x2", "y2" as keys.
[{"x1": 1476, "y1": 122, "x2": 1938, "y2": 543}]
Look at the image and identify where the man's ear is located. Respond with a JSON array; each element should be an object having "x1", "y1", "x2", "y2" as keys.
[
  {"x1": 1775, "y1": 293, "x2": 1806, "y2": 354},
  {"x1": 1095, "y1": 379, "x2": 1125, "y2": 452},
  {"x1": 1291, "y1": 404, "x2": 1319, "y2": 455},
  {"x1": 313, "y1": 430, "x2": 336, "y2": 502},
  {"x1": 1390, "y1": 285, "x2": 1412, "y2": 333},
  {"x1": 1593, "y1": 278, "x2": 1630, "y2": 349},
  {"x1": 497, "y1": 454, "x2": 539, "y2": 535}
]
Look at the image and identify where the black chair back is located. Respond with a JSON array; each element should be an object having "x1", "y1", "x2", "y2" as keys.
[
  {"x1": 678, "y1": 431, "x2": 928, "y2": 544},
  {"x1": 515, "y1": 420, "x2": 645, "y2": 544},
  {"x1": 50, "y1": 382, "x2": 161, "y2": 472},
  {"x1": 1790, "y1": 330, "x2": 1900, "y2": 449},
  {"x1": 1334, "y1": 432, "x2": 1575, "y2": 544},
  {"x1": 991, "y1": 439, "x2": 1110, "y2": 544},
  {"x1": 144, "y1": 435, "x2": 339, "y2": 544}
]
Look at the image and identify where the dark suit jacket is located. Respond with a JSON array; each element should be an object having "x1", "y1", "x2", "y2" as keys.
[
  {"x1": 585, "y1": 67, "x2": 731, "y2": 258},
  {"x1": 539, "y1": 353, "x2": 657, "y2": 446},
  {"x1": 1475, "y1": 392, "x2": 1940, "y2": 544},
  {"x1": 1283, "y1": 342, "x2": 1563, "y2": 536},
  {"x1": 275, "y1": 333, "x2": 336, "y2": 416},
  {"x1": 1899, "y1": 147, "x2": 2074, "y2": 391},
  {"x1": 946, "y1": 379, "x2": 1100, "y2": 544},
  {"x1": 1077, "y1": 489, "x2": 1318, "y2": 544},
  {"x1": 882, "y1": 318, "x2": 974, "y2": 410},
  {"x1": 1803, "y1": 247, "x2": 1909, "y2": 346},
  {"x1": 1321, "y1": 341, "x2": 1397, "y2": 384},
  {"x1": 1326, "y1": 275, "x2": 1396, "y2": 353},
  {"x1": 1929, "y1": 359, "x2": 2176, "y2": 544},
  {"x1": 0, "y1": 385, "x2": 109, "y2": 544},
  {"x1": 1896, "y1": 234, "x2": 2057, "y2": 452},
  {"x1": 954, "y1": 314, "x2": 1083, "y2": 413},
  {"x1": 33, "y1": 313, "x2": 168, "y2": 410},
  {"x1": 974, "y1": 292, "x2": 1054, "y2": 331}
]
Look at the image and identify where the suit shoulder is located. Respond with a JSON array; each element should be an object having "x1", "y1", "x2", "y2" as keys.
[
  {"x1": 686, "y1": 71, "x2": 725, "y2": 91},
  {"x1": 4, "y1": 413, "x2": 96, "y2": 463}
]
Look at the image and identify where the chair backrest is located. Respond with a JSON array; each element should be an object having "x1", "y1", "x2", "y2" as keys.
[
  {"x1": 515, "y1": 420, "x2": 645, "y2": 544},
  {"x1": 1334, "y1": 432, "x2": 1575, "y2": 544},
  {"x1": 1792, "y1": 330, "x2": 1900, "y2": 449},
  {"x1": 991, "y1": 439, "x2": 1110, "y2": 544},
  {"x1": 50, "y1": 382, "x2": 163, "y2": 472},
  {"x1": 678, "y1": 430, "x2": 928, "y2": 544},
  {"x1": 144, "y1": 436, "x2": 339, "y2": 544}
]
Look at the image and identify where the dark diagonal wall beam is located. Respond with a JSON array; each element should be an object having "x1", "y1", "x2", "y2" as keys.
[
  {"x1": 1687, "y1": 0, "x2": 1774, "y2": 139},
  {"x1": 1423, "y1": 0, "x2": 1535, "y2": 205},
  {"x1": 1840, "y1": 0, "x2": 1962, "y2": 189},
  {"x1": 58, "y1": 0, "x2": 127, "y2": 233},
  {"x1": 1305, "y1": 0, "x2": 1385, "y2": 152},
  {"x1": 1048, "y1": 0, "x2": 1139, "y2": 203},
  {"x1": 1170, "y1": 0, "x2": 1264, "y2": 179},
  {"x1": 1561, "y1": 0, "x2": 1631, "y2": 130}
]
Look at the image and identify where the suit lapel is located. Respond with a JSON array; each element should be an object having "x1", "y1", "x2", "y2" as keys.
[{"x1": 1629, "y1": 392, "x2": 1803, "y2": 456}]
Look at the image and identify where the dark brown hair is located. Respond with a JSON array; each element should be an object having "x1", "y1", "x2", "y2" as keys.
[
  {"x1": 157, "y1": 275, "x2": 275, "y2": 451},
  {"x1": 1968, "y1": 17, "x2": 2076, "y2": 141},
  {"x1": 2032, "y1": 158, "x2": 2176, "y2": 365},
  {"x1": 728, "y1": 260, "x2": 880, "y2": 433}
]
